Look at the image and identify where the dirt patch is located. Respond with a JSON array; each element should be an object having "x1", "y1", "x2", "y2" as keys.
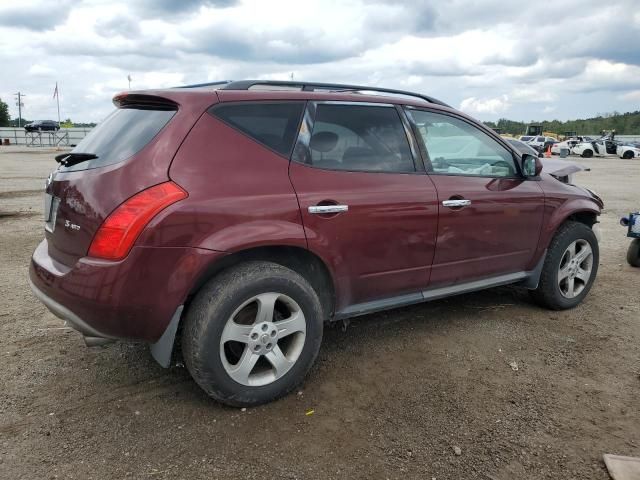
[
  {"x1": 0, "y1": 151, "x2": 639, "y2": 479},
  {"x1": 0, "y1": 189, "x2": 43, "y2": 199}
]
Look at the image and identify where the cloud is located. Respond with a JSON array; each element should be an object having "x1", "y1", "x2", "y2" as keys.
[
  {"x1": 460, "y1": 95, "x2": 511, "y2": 114},
  {"x1": 95, "y1": 15, "x2": 141, "y2": 38},
  {"x1": 1, "y1": 0, "x2": 639, "y2": 123},
  {"x1": 0, "y1": 0, "x2": 72, "y2": 31}
]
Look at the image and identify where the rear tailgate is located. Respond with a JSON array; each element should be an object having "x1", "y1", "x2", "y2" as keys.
[{"x1": 44, "y1": 91, "x2": 214, "y2": 266}]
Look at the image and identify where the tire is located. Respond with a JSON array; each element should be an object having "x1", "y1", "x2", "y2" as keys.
[
  {"x1": 622, "y1": 151, "x2": 634, "y2": 159},
  {"x1": 627, "y1": 239, "x2": 640, "y2": 267},
  {"x1": 182, "y1": 261, "x2": 324, "y2": 407},
  {"x1": 531, "y1": 221, "x2": 599, "y2": 310},
  {"x1": 582, "y1": 149, "x2": 593, "y2": 158}
]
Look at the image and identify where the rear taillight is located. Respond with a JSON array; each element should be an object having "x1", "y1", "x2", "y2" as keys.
[{"x1": 88, "y1": 181, "x2": 187, "y2": 260}]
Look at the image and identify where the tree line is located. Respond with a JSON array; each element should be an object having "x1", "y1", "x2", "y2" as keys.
[{"x1": 484, "y1": 111, "x2": 640, "y2": 136}]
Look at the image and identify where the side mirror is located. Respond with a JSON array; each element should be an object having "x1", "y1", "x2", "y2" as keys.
[{"x1": 522, "y1": 153, "x2": 543, "y2": 177}]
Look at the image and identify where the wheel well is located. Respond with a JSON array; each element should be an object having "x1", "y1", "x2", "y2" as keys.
[
  {"x1": 566, "y1": 211, "x2": 598, "y2": 228},
  {"x1": 187, "y1": 246, "x2": 336, "y2": 320}
]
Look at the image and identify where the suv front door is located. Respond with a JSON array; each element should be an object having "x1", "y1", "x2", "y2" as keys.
[
  {"x1": 289, "y1": 102, "x2": 439, "y2": 312},
  {"x1": 406, "y1": 108, "x2": 545, "y2": 288}
]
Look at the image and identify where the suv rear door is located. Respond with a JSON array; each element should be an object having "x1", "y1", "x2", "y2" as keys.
[
  {"x1": 289, "y1": 102, "x2": 439, "y2": 312},
  {"x1": 405, "y1": 107, "x2": 544, "y2": 287}
]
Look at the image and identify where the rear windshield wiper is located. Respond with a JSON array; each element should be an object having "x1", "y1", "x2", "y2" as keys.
[{"x1": 55, "y1": 152, "x2": 98, "y2": 167}]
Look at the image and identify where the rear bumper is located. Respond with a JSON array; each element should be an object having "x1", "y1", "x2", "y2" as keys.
[{"x1": 29, "y1": 239, "x2": 226, "y2": 342}]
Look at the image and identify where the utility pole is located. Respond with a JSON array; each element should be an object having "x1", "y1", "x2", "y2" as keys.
[
  {"x1": 53, "y1": 82, "x2": 61, "y2": 126},
  {"x1": 14, "y1": 92, "x2": 25, "y2": 127}
]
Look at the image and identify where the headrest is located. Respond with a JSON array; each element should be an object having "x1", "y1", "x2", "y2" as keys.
[{"x1": 310, "y1": 131, "x2": 338, "y2": 153}]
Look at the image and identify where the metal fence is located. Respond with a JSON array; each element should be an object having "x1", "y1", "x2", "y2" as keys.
[{"x1": 0, "y1": 127, "x2": 92, "y2": 146}]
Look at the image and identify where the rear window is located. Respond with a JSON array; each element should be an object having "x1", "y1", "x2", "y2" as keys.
[
  {"x1": 59, "y1": 107, "x2": 176, "y2": 172},
  {"x1": 209, "y1": 102, "x2": 304, "y2": 156},
  {"x1": 520, "y1": 136, "x2": 533, "y2": 142}
]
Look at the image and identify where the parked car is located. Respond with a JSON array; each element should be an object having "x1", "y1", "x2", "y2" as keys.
[
  {"x1": 616, "y1": 143, "x2": 640, "y2": 159},
  {"x1": 524, "y1": 135, "x2": 557, "y2": 153},
  {"x1": 24, "y1": 120, "x2": 60, "y2": 132},
  {"x1": 505, "y1": 137, "x2": 587, "y2": 184},
  {"x1": 551, "y1": 139, "x2": 580, "y2": 155},
  {"x1": 29, "y1": 80, "x2": 604, "y2": 407}
]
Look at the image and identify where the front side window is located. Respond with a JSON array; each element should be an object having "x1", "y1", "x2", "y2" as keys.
[
  {"x1": 209, "y1": 102, "x2": 304, "y2": 156},
  {"x1": 407, "y1": 109, "x2": 517, "y2": 177},
  {"x1": 305, "y1": 104, "x2": 415, "y2": 173}
]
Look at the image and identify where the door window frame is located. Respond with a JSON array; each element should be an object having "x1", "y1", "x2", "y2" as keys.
[
  {"x1": 403, "y1": 106, "x2": 525, "y2": 179},
  {"x1": 290, "y1": 101, "x2": 426, "y2": 175}
]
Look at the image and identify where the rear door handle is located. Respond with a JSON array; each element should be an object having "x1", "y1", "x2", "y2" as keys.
[
  {"x1": 442, "y1": 199, "x2": 471, "y2": 207},
  {"x1": 308, "y1": 205, "x2": 349, "y2": 214}
]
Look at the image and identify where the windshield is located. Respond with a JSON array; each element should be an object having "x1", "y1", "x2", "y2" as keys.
[{"x1": 59, "y1": 107, "x2": 176, "y2": 172}]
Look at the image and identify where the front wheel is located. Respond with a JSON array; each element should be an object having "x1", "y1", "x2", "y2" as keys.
[
  {"x1": 622, "y1": 151, "x2": 634, "y2": 159},
  {"x1": 581, "y1": 149, "x2": 593, "y2": 158},
  {"x1": 627, "y1": 239, "x2": 640, "y2": 267},
  {"x1": 531, "y1": 221, "x2": 599, "y2": 310},
  {"x1": 182, "y1": 261, "x2": 324, "y2": 407}
]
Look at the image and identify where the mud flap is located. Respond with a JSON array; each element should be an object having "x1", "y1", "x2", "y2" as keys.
[
  {"x1": 150, "y1": 305, "x2": 184, "y2": 368},
  {"x1": 520, "y1": 250, "x2": 547, "y2": 289}
]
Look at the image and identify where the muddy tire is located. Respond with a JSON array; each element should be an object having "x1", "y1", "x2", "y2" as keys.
[
  {"x1": 627, "y1": 239, "x2": 640, "y2": 267},
  {"x1": 182, "y1": 261, "x2": 324, "y2": 407},
  {"x1": 531, "y1": 222, "x2": 599, "y2": 310}
]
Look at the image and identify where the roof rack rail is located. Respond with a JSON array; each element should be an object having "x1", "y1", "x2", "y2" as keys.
[
  {"x1": 176, "y1": 81, "x2": 231, "y2": 89},
  {"x1": 218, "y1": 80, "x2": 450, "y2": 107}
]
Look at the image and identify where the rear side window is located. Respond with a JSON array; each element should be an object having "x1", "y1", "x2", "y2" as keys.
[
  {"x1": 305, "y1": 104, "x2": 415, "y2": 173},
  {"x1": 59, "y1": 107, "x2": 176, "y2": 172},
  {"x1": 209, "y1": 102, "x2": 304, "y2": 156}
]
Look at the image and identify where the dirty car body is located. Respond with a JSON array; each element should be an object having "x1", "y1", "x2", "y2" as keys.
[{"x1": 29, "y1": 80, "x2": 604, "y2": 406}]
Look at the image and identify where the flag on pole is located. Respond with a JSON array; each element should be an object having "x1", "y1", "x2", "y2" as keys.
[{"x1": 53, "y1": 82, "x2": 58, "y2": 99}]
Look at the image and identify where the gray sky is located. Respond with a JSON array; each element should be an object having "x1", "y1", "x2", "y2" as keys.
[{"x1": 1, "y1": 0, "x2": 639, "y2": 123}]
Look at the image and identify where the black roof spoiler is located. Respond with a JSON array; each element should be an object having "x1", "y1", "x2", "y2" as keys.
[{"x1": 176, "y1": 79, "x2": 450, "y2": 108}]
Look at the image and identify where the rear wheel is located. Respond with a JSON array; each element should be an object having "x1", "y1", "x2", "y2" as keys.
[
  {"x1": 531, "y1": 221, "x2": 599, "y2": 310},
  {"x1": 182, "y1": 261, "x2": 324, "y2": 407},
  {"x1": 622, "y1": 150, "x2": 634, "y2": 159},
  {"x1": 582, "y1": 149, "x2": 593, "y2": 158},
  {"x1": 627, "y1": 239, "x2": 640, "y2": 267}
]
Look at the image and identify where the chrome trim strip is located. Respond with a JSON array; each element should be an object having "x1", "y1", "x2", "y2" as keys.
[
  {"x1": 308, "y1": 205, "x2": 349, "y2": 214},
  {"x1": 442, "y1": 199, "x2": 471, "y2": 207}
]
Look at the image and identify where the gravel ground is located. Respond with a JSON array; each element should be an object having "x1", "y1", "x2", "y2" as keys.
[{"x1": 1, "y1": 147, "x2": 639, "y2": 480}]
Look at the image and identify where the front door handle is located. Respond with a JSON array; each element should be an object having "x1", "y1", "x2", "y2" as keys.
[
  {"x1": 442, "y1": 199, "x2": 471, "y2": 208},
  {"x1": 308, "y1": 204, "x2": 349, "y2": 214}
]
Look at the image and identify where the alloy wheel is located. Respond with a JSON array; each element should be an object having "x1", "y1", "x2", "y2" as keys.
[
  {"x1": 557, "y1": 239, "x2": 593, "y2": 298},
  {"x1": 219, "y1": 292, "x2": 306, "y2": 386}
]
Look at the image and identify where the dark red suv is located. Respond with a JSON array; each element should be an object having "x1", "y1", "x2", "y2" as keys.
[{"x1": 29, "y1": 80, "x2": 603, "y2": 406}]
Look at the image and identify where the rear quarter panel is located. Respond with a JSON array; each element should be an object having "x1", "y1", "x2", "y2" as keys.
[{"x1": 146, "y1": 113, "x2": 308, "y2": 253}]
